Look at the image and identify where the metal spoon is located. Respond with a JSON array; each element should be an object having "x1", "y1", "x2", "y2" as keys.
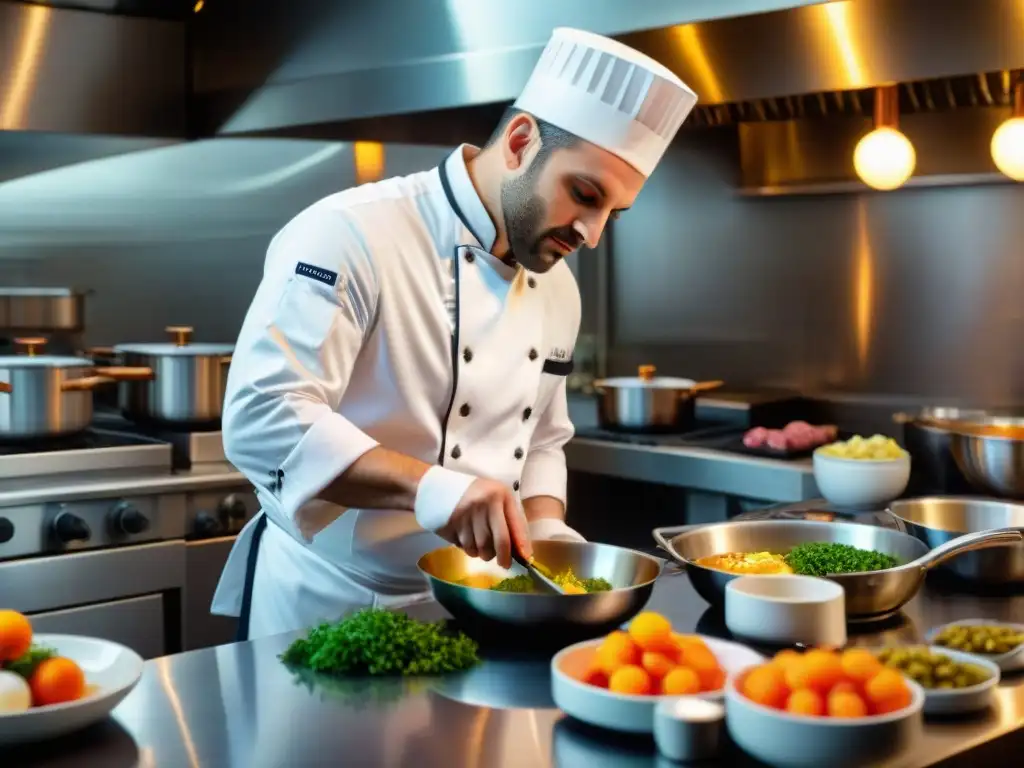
[{"x1": 511, "y1": 548, "x2": 566, "y2": 594}]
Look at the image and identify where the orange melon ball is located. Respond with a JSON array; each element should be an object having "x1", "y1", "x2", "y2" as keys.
[
  {"x1": 840, "y1": 648, "x2": 883, "y2": 684},
  {"x1": 608, "y1": 664, "x2": 653, "y2": 695},
  {"x1": 596, "y1": 631, "x2": 640, "y2": 673},
  {"x1": 742, "y1": 664, "x2": 789, "y2": 709},
  {"x1": 628, "y1": 612, "x2": 673, "y2": 652},
  {"x1": 641, "y1": 651, "x2": 676, "y2": 680},
  {"x1": 661, "y1": 666, "x2": 701, "y2": 695},
  {"x1": 786, "y1": 688, "x2": 825, "y2": 716}
]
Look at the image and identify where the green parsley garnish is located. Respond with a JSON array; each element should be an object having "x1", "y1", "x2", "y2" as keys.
[
  {"x1": 784, "y1": 542, "x2": 899, "y2": 576},
  {"x1": 279, "y1": 609, "x2": 479, "y2": 676},
  {"x1": 5, "y1": 644, "x2": 56, "y2": 680}
]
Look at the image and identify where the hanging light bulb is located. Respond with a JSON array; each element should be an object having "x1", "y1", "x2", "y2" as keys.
[
  {"x1": 991, "y1": 73, "x2": 1024, "y2": 181},
  {"x1": 853, "y1": 85, "x2": 916, "y2": 191}
]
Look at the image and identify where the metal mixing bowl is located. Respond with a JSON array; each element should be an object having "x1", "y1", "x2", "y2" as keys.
[
  {"x1": 417, "y1": 540, "x2": 662, "y2": 647},
  {"x1": 653, "y1": 520, "x2": 1021, "y2": 621},
  {"x1": 950, "y1": 418, "x2": 1024, "y2": 499},
  {"x1": 887, "y1": 496, "x2": 1024, "y2": 583}
]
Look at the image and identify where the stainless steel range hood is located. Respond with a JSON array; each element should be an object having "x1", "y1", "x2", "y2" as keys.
[
  {"x1": 0, "y1": 0, "x2": 187, "y2": 137},
  {"x1": 191, "y1": 0, "x2": 1024, "y2": 143}
]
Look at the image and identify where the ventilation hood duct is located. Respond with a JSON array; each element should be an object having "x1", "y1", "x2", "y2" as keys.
[
  {"x1": 0, "y1": 0, "x2": 187, "y2": 137},
  {"x1": 192, "y1": 0, "x2": 1024, "y2": 143}
]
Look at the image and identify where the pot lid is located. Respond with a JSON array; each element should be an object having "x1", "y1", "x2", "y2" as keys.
[
  {"x1": 115, "y1": 342, "x2": 235, "y2": 356},
  {"x1": 0, "y1": 338, "x2": 90, "y2": 368},
  {"x1": 0, "y1": 354, "x2": 90, "y2": 369},
  {"x1": 113, "y1": 326, "x2": 234, "y2": 357},
  {"x1": 595, "y1": 376, "x2": 698, "y2": 389},
  {"x1": 595, "y1": 365, "x2": 700, "y2": 389}
]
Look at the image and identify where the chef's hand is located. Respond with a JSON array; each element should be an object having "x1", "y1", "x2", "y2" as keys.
[{"x1": 438, "y1": 478, "x2": 531, "y2": 569}]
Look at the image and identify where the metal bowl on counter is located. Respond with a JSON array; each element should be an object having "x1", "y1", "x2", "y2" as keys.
[
  {"x1": 893, "y1": 407, "x2": 991, "y2": 492},
  {"x1": 592, "y1": 364, "x2": 723, "y2": 432},
  {"x1": 949, "y1": 418, "x2": 1024, "y2": 500},
  {"x1": 887, "y1": 497, "x2": 1024, "y2": 584},
  {"x1": 109, "y1": 325, "x2": 234, "y2": 428},
  {"x1": 0, "y1": 337, "x2": 152, "y2": 440},
  {"x1": 652, "y1": 520, "x2": 1021, "y2": 621},
  {"x1": 417, "y1": 540, "x2": 662, "y2": 647}
]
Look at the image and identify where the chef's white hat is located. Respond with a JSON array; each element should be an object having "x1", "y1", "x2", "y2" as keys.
[{"x1": 513, "y1": 27, "x2": 698, "y2": 177}]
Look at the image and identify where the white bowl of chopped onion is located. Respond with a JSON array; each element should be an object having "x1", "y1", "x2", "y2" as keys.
[{"x1": 813, "y1": 435, "x2": 911, "y2": 509}]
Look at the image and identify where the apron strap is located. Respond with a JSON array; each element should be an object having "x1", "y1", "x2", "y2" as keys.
[{"x1": 236, "y1": 512, "x2": 269, "y2": 642}]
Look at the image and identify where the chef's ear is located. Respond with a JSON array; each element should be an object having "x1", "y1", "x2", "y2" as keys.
[{"x1": 502, "y1": 113, "x2": 540, "y2": 171}]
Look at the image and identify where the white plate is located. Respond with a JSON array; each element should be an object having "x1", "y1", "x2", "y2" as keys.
[
  {"x1": 0, "y1": 634, "x2": 144, "y2": 745},
  {"x1": 551, "y1": 634, "x2": 765, "y2": 734},
  {"x1": 725, "y1": 666, "x2": 925, "y2": 768},
  {"x1": 905, "y1": 646, "x2": 1001, "y2": 715},
  {"x1": 924, "y1": 618, "x2": 1024, "y2": 673}
]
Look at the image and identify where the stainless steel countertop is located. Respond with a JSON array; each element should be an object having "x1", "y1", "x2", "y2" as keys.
[
  {"x1": 9, "y1": 568, "x2": 1023, "y2": 768},
  {"x1": 565, "y1": 438, "x2": 817, "y2": 503},
  {"x1": 0, "y1": 463, "x2": 249, "y2": 507}
]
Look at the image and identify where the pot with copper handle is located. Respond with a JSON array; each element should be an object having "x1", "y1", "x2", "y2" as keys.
[
  {"x1": 112, "y1": 325, "x2": 234, "y2": 428},
  {"x1": 0, "y1": 337, "x2": 153, "y2": 440},
  {"x1": 592, "y1": 364, "x2": 725, "y2": 432}
]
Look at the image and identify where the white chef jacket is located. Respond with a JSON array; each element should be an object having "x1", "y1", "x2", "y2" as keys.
[{"x1": 211, "y1": 145, "x2": 581, "y2": 638}]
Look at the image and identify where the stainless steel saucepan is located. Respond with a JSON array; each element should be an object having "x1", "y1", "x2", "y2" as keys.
[
  {"x1": 110, "y1": 326, "x2": 234, "y2": 428},
  {"x1": 887, "y1": 496, "x2": 1024, "y2": 583},
  {"x1": 593, "y1": 365, "x2": 724, "y2": 432},
  {"x1": 417, "y1": 539, "x2": 662, "y2": 647},
  {"x1": 652, "y1": 519, "x2": 1022, "y2": 621},
  {"x1": 0, "y1": 337, "x2": 152, "y2": 440}
]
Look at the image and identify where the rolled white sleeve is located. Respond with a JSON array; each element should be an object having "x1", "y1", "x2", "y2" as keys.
[
  {"x1": 518, "y1": 375, "x2": 574, "y2": 505},
  {"x1": 221, "y1": 203, "x2": 381, "y2": 536}
]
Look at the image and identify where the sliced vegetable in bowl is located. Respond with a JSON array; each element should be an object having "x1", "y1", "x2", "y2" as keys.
[{"x1": 925, "y1": 618, "x2": 1024, "y2": 673}]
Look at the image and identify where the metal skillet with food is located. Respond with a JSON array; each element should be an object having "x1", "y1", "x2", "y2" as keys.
[
  {"x1": 653, "y1": 519, "x2": 1022, "y2": 620},
  {"x1": 417, "y1": 539, "x2": 663, "y2": 647}
]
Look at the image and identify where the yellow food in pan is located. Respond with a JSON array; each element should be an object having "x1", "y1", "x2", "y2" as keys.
[{"x1": 693, "y1": 551, "x2": 794, "y2": 575}]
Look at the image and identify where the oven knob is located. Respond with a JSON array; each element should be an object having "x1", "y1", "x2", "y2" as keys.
[
  {"x1": 218, "y1": 494, "x2": 248, "y2": 522},
  {"x1": 194, "y1": 512, "x2": 222, "y2": 538},
  {"x1": 53, "y1": 512, "x2": 91, "y2": 544},
  {"x1": 0, "y1": 517, "x2": 13, "y2": 544},
  {"x1": 113, "y1": 503, "x2": 150, "y2": 535}
]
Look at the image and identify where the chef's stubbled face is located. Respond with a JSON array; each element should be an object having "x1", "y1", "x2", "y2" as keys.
[{"x1": 501, "y1": 140, "x2": 644, "y2": 274}]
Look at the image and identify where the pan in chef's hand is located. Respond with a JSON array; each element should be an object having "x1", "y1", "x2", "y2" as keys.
[
  {"x1": 593, "y1": 364, "x2": 724, "y2": 433},
  {"x1": 417, "y1": 540, "x2": 662, "y2": 649}
]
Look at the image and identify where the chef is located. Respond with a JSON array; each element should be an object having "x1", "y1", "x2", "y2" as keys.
[{"x1": 211, "y1": 27, "x2": 698, "y2": 640}]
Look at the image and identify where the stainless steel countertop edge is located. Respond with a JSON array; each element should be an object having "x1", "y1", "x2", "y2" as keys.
[
  {"x1": 0, "y1": 465, "x2": 250, "y2": 507},
  {"x1": 565, "y1": 437, "x2": 819, "y2": 503}
]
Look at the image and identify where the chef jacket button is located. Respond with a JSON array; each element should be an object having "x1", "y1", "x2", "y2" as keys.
[
  {"x1": 528, "y1": 349, "x2": 538, "y2": 361},
  {"x1": 459, "y1": 403, "x2": 471, "y2": 417},
  {"x1": 513, "y1": 481, "x2": 520, "y2": 491},
  {"x1": 451, "y1": 445, "x2": 462, "y2": 460},
  {"x1": 523, "y1": 407, "x2": 532, "y2": 421},
  {"x1": 514, "y1": 447, "x2": 524, "y2": 460},
  {"x1": 527, "y1": 277, "x2": 537, "y2": 288},
  {"x1": 465, "y1": 252, "x2": 475, "y2": 264},
  {"x1": 463, "y1": 348, "x2": 473, "y2": 363}
]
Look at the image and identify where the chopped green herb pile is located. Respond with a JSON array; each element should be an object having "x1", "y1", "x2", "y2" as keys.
[
  {"x1": 784, "y1": 542, "x2": 899, "y2": 576},
  {"x1": 491, "y1": 575, "x2": 535, "y2": 592},
  {"x1": 580, "y1": 577, "x2": 613, "y2": 592},
  {"x1": 279, "y1": 609, "x2": 479, "y2": 676},
  {"x1": 5, "y1": 644, "x2": 55, "y2": 679}
]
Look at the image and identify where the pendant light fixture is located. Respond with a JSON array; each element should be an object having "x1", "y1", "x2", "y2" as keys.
[
  {"x1": 991, "y1": 71, "x2": 1024, "y2": 181},
  {"x1": 853, "y1": 85, "x2": 917, "y2": 191}
]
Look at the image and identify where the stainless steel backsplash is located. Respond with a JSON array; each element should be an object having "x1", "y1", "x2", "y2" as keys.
[
  {"x1": 0, "y1": 130, "x2": 1020, "y2": 406},
  {"x1": 606, "y1": 128, "x2": 1023, "y2": 407}
]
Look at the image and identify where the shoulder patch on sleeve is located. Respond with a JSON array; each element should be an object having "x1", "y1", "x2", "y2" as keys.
[{"x1": 295, "y1": 261, "x2": 339, "y2": 287}]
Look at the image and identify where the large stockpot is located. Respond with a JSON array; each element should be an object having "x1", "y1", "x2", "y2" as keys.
[
  {"x1": 652, "y1": 519, "x2": 1022, "y2": 621},
  {"x1": 112, "y1": 326, "x2": 233, "y2": 428},
  {"x1": 0, "y1": 337, "x2": 151, "y2": 440},
  {"x1": 887, "y1": 497, "x2": 1024, "y2": 583},
  {"x1": 592, "y1": 365, "x2": 723, "y2": 432}
]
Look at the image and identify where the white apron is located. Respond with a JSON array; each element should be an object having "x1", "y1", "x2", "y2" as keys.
[{"x1": 211, "y1": 145, "x2": 581, "y2": 639}]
